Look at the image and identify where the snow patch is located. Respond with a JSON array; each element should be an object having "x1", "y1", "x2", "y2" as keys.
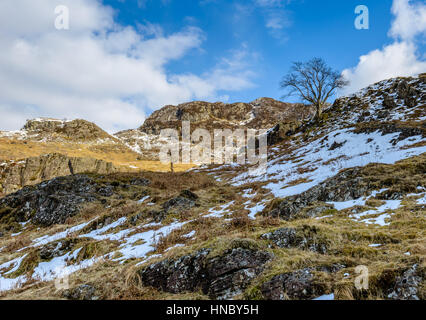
[
  {"x1": 204, "y1": 202, "x2": 234, "y2": 218},
  {"x1": 32, "y1": 219, "x2": 96, "y2": 247},
  {"x1": 78, "y1": 217, "x2": 128, "y2": 241}
]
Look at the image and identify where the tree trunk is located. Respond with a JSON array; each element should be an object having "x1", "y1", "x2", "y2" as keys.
[{"x1": 316, "y1": 103, "x2": 322, "y2": 120}]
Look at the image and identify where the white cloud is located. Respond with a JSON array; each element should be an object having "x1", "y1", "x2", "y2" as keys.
[
  {"x1": 342, "y1": 42, "x2": 426, "y2": 95},
  {"x1": 0, "y1": 0, "x2": 256, "y2": 132},
  {"x1": 255, "y1": 0, "x2": 286, "y2": 7},
  {"x1": 342, "y1": 0, "x2": 426, "y2": 95},
  {"x1": 254, "y1": 0, "x2": 292, "y2": 40},
  {"x1": 389, "y1": 0, "x2": 426, "y2": 40},
  {"x1": 171, "y1": 45, "x2": 257, "y2": 100}
]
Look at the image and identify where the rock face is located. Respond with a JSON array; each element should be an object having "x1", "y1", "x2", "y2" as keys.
[
  {"x1": 382, "y1": 93, "x2": 397, "y2": 109},
  {"x1": 261, "y1": 268, "x2": 321, "y2": 300},
  {"x1": 162, "y1": 196, "x2": 196, "y2": 213},
  {"x1": 141, "y1": 249, "x2": 210, "y2": 294},
  {"x1": 261, "y1": 226, "x2": 328, "y2": 254},
  {"x1": 0, "y1": 174, "x2": 115, "y2": 226},
  {"x1": 0, "y1": 153, "x2": 117, "y2": 195},
  {"x1": 267, "y1": 120, "x2": 303, "y2": 146},
  {"x1": 139, "y1": 245, "x2": 273, "y2": 299},
  {"x1": 116, "y1": 98, "x2": 315, "y2": 160},
  {"x1": 62, "y1": 284, "x2": 97, "y2": 300},
  {"x1": 140, "y1": 98, "x2": 313, "y2": 135},
  {"x1": 388, "y1": 265, "x2": 423, "y2": 300},
  {"x1": 145, "y1": 190, "x2": 199, "y2": 222},
  {"x1": 396, "y1": 79, "x2": 421, "y2": 108},
  {"x1": 267, "y1": 167, "x2": 368, "y2": 220},
  {"x1": 260, "y1": 263, "x2": 345, "y2": 300},
  {"x1": 332, "y1": 76, "x2": 425, "y2": 123}
]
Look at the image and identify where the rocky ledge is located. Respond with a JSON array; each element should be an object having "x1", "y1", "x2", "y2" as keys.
[
  {"x1": 139, "y1": 98, "x2": 314, "y2": 135},
  {"x1": 139, "y1": 242, "x2": 273, "y2": 300},
  {"x1": 0, "y1": 153, "x2": 117, "y2": 195},
  {"x1": 22, "y1": 118, "x2": 115, "y2": 142}
]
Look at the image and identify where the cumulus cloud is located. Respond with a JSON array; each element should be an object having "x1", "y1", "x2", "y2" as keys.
[
  {"x1": 0, "y1": 0, "x2": 256, "y2": 132},
  {"x1": 342, "y1": 0, "x2": 426, "y2": 95},
  {"x1": 389, "y1": 0, "x2": 426, "y2": 40}
]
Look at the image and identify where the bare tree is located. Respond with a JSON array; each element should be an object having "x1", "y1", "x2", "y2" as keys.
[{"x1": 280, "y1": 58, "x2": 348, "y2": 120}]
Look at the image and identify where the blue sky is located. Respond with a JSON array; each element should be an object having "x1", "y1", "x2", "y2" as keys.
[
  {"x1": 104, "y1": 0, "x2": 395, "y2": 102},
  {"x1": 0, "y1": 0, "x2": 424, "y2": 132}
]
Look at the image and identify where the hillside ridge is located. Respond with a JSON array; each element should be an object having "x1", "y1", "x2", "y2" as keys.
[{"x1": 0, "y1": 75, "x2": 425, "y2": 300}]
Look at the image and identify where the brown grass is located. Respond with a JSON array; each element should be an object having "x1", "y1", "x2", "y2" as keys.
[
  {"x1": 1, "y1": 153, "x2": 425, "y2": 300},
  {"x1": 0, "y1": 138, "x2": 195, "y2": 172}
]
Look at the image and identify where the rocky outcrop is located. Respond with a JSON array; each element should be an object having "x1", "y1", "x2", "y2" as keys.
[
  {"x1": 0, "y1": 174, "x2": 116, "y2": 227},
  {"x1": 179, "y1": 189, "x2": 199, "y2": 201},
  {"x1": 40, "y1": 239, "x2": 76, "y2": 260},
  {"x1": 144, "y1": 190, "x2": 199, "y2": 222},
  {"x1": 115, "y1": 98, "x2": 314, "y2": 160},
  {"x1": 382, "y1": 93, "x2": 397, "y2": 110},
  {"x1": 22, "y1": 118, "x2": 114, "y2": 142},
  {"x1": 260, "y1": 263, "x2": 345, "y2": 300},
  {"x1": 332, "y1": 75, "x2": 425, "y2": 124},
  {"x1": 141, "y1": 249, "x2": 210, "y2": 294},
  {"x1": 261, "y1": 226, "x2": 328, "y2": 254},
  {"x1": 0, "y1": 153, "x2": 117, "y2": 195},
  {"x1": 162, "y1": 196, "x2": 196, "y2": 213},
  {"x1": 129, "y1": 178, "x2": 151, "y2": 186},
  {"x1": 396, "y1": 80, "x2": 420, "y2": 108},
  {"x1": 261, "y1": 268, "x2": 321, "y2": 300},
  {"x1": 387, "y1": 264, "x2": 423, "y2": 300},
  {"x1": 62, "y1": 284, "x2": 98, "y2": 300},
  {"x1": 146, "y1": 197, "x2": 197, "y2": 223},
  {"x1": 140, "y1": 99, "x2": 313, "y2": 134},
  {"x1": 206, "y1": 248, "x2": 272, "y2": 300},
  {"x1": 267, "y1": 120, "x2": 303, "y2": 146},
  {"x1": 139, "y1": 245, "x2": 273, "y2": 299}
]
